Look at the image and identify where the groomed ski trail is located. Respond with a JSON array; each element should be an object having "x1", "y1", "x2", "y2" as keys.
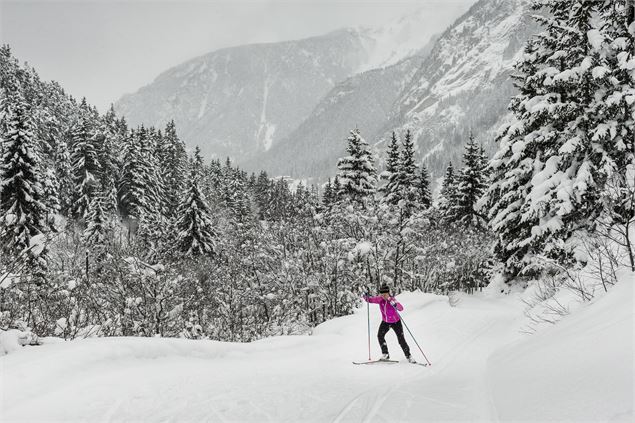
[{"x1": 1, "y1": 292, "x2": 526, "y2": 422}]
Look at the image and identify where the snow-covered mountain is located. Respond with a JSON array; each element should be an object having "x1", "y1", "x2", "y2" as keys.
[
  {"x1": 115, "y1": 29, "x2": 374, "y2": 161},
  {"x1": 243, "y1": 54, "x2": 425, "y2": 180},
  {"x1": 114, "y1": 6, "x2": 466, "y2": 165},
  {"x1": 383, "y1": 0, "x2": 538, "y2": 177},
  {"x1": 252, "y1": 0, "x2": 537, "y2": 181}
]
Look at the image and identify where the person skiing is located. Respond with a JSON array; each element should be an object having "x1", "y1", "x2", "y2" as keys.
[{"x1": 363, "y1": 284, "x2": 416, "y2": 363}]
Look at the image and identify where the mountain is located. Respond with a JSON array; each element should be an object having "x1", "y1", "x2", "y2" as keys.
[
  {"x1": 114, "y1": 5, "x2": 469, "y2": 166},
  {"x1": 115, "y1": 29, "x2": 374, "y2": 161},
  {"x1": 250, "y1": 0, "x2": 537, "y2": 182},
  {"x1": 243, "y1": 53, "x2": 426, "y2": 180},
  {"x1": 383, "y1": 0, "x2": 538, "y2": 177}
]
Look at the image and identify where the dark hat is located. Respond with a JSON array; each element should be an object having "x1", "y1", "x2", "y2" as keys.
[{"x1": 379, "y1": 284, "x2": 390, "y2": 294}]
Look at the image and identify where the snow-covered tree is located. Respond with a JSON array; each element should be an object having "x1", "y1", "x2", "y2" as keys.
[
  {"x1": 482, "y1": 0, "x2": 635, "y2": 277},
  {"x1": 175, "y1": 169, "x2": 217, "y2": 256},
  {"x1": 0, "y1": 91, "x2": 48, "y2": 266},
  {"x1": 416, "y1": 163, "x2": 432, "y2": 209},
  {"x1": 118, "y1": 126, "x2": 161, "y2": 222},
  {"x1": 322, "y1": 178, "x2": 334, "y2": 209},
  {"x1": 157, "y1": 121, "x2": 187, "y2": 218},
  {"x1": 397, "y1": 129, "x2": 418, "y2": 214},
  {"x1": 379, "y1": 131, "x2": 400, "y2": 204},
  {"x1": 448, "y1": 134, "x2": 488, "y2": 225},
  {"x1": 83, "y1": 195, "x2": 111, "y2": 250},
  {"x1": 69, "y1": 118, "x2": 101, "y2": 219},
  {"x1": 438, "y1": 162, "x2": 457, "y2": 216},
  {"x1": 336, "y1": 128, "x2": 377, "y2": 204}
]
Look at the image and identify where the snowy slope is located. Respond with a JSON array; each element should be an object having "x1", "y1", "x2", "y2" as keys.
[
  {"x1": 2, "y1": 278, "x2": 632, "y2": 422},
  {"x1": 488, "y1": 273, "x2": 634, "y2": 422}
]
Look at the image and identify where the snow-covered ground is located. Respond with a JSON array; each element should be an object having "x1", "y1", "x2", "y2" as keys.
[{"x1": 1, "y1": 279, "x2": 632, "y2": 422}]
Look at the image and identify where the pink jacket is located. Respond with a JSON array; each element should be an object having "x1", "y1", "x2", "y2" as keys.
[{"x1": 363, "y1": 296, "x2": 403, "y2": 323}]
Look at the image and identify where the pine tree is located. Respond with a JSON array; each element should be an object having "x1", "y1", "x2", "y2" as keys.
[
  {"x1": 192, "y1": 145, "x2": 204, "y2": 178},
  {"x1": 482, "y1": 0, "x2": 634, "y2": 276},
  {"x1": 331, "y1": 175, "x2": 342, "y2": 205},
  {"x1": 336, "y1": 128, "x2": 376, "y2": 204},
  {"x1": 97, "y1": 117, "x2": 120, "y2": 215},
  {"x1": 438, "y1": 162, "x2": 457, "y2": 217},
  {"x1": 69, "y1": 118, "x2": 101, "y2": 219},
  {"x1": 54, "y1": 132, "x2": 74, "y2": 217},
  {"x1": 448, "y1": 134, "x2": 488, "y2": 225},
  {"x1": 254, "y1": 170, "x2": 270, "y2": 220},
  {"x1": 322, "y1": 178, "x2": 334, "y2": 209},
  {"x1": 416, "y1": 163, "x2": 432, "y2": 209},
  {"x1": 175, "y1": 169, "x2": 217, "y2": 256},
  {"x1": 397, "y1": 129, "x2": 418, "y2": 213},
  {"x1": 118, "y1": 127, "x2": 161, "y2": 222},
  {"x1": 41, "y1": 168, "x2": 60, "y2": 227},
  {"x1": 379, "y1": 132, "x2": 400, "y2": 204},
  {"x1": 83, "y1": 195, "x2": 110, "y2": 249},
  {"x1": 160, "y1": 121, "x2": 187, "y2": 218},
  {"x1": 0, "y1": 92, "x2": 48, "y2": 265}
]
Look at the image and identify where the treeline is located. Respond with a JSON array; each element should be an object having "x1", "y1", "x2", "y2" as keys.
[{"x1": 0, "y1": 44, "x2": 495, "y2": 341}]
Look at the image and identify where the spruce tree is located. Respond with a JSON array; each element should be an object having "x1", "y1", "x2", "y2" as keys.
[
  {"x1": 448, "y1": 134, "x2": 488, "y2": 225},
  {"x1": 438, "y1": 162, "x2": 457, "y2": 217},
  {"x1": 254, "y1": 170, "x2": 270, "y2": 220},
  {"x1": 160, "y1": 121, "x2": 187, "y2": 218},
  {"x1": 397, "y1": 129, "x2": 418, "y2": 213},
  {"x1": 175, "y1": 169, "x2": 216, "y2": 256},
  {"x1": 416, "y1": 163, "x2": 432, "y2": 209},
  {"x1": 336, "y1": 128, "x2": 376, "y2": 204},
  {"x1": 83, "y1": 195, "x2": 110, "y2": 250},
  {"x1": 69, "y1": 118, "x2": 101, "y2": 219},
  {"x1": 0, "y1": 92, "x2": 48, "y2": 265},
  {"x1": 118, "y1": 126, "x2": 161, "y2": 222},
  {"x1": 322, "y1": 178, "x2": 334, "y2": 209},
  {"x1": 379, "y1": 131, "x2": 400, "y2": 204},
  {"x1": 482, "y1": 0, "x2": 635, "y2": 276}
]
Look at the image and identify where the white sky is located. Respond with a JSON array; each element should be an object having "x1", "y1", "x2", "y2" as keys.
[{"x1": 0, "y1": 0, "x2": 477, "y2": 111}]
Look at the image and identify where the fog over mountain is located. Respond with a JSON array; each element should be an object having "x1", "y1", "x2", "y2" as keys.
[{"x1": 114, "y1": 7, "x2": 455, "y2": 167}]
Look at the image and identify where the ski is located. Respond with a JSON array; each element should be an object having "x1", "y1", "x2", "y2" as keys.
[{"x1": 353, "y1": 359, "x2": 399, "y2": 365}]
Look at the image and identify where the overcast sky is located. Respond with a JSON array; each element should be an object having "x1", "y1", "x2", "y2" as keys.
[{"x1": 0, "y1": 0, "x2": 476, "y2": 111}]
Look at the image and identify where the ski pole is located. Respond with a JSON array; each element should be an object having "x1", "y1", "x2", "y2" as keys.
[
  {"x1": 390, "y1": 303, "x2": 432, "y2": 366},
  {"x1": 366, "y1": 292, "x2": 371, "y2": 361}
]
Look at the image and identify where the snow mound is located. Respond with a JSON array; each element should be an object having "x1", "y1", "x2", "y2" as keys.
[{"x1": 487, "y1": 275, "x2": 634, "y2": 422}]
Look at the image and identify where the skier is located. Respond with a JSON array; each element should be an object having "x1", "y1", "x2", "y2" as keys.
[{"x1": 363, "y1": 284, "x2": 416, "y2": 363}]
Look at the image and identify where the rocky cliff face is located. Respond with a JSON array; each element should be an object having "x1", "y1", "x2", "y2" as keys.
[{"x1": 383, "y1": 0, "x2": 537, "y2": 177}]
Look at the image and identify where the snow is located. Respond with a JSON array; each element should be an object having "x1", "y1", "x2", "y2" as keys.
[
  {"x1": 255, "y1": 75, "x2": 276, "y2": 151},
  {"x1": 587, "y1": 29, "x2": 604, "y2": 51},
  {"x1": 1, "y1": 281, "x2": 632, "y2": 422},
  {"x1": 489, "y1": 277, "x2": 633, "y2": 422}
]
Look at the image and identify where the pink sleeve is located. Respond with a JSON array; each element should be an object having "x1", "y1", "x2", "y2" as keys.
[
  {"x1": 390, "y1": 297, "x2": 404, "y2": 311},
  {"x1": 364, "y1": 296, "x2": 382, "y2": 304}
]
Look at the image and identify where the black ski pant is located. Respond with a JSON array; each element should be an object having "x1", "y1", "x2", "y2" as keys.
[{"x1": 378, "y1": 320, "x2": 411, "y2": 358}]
